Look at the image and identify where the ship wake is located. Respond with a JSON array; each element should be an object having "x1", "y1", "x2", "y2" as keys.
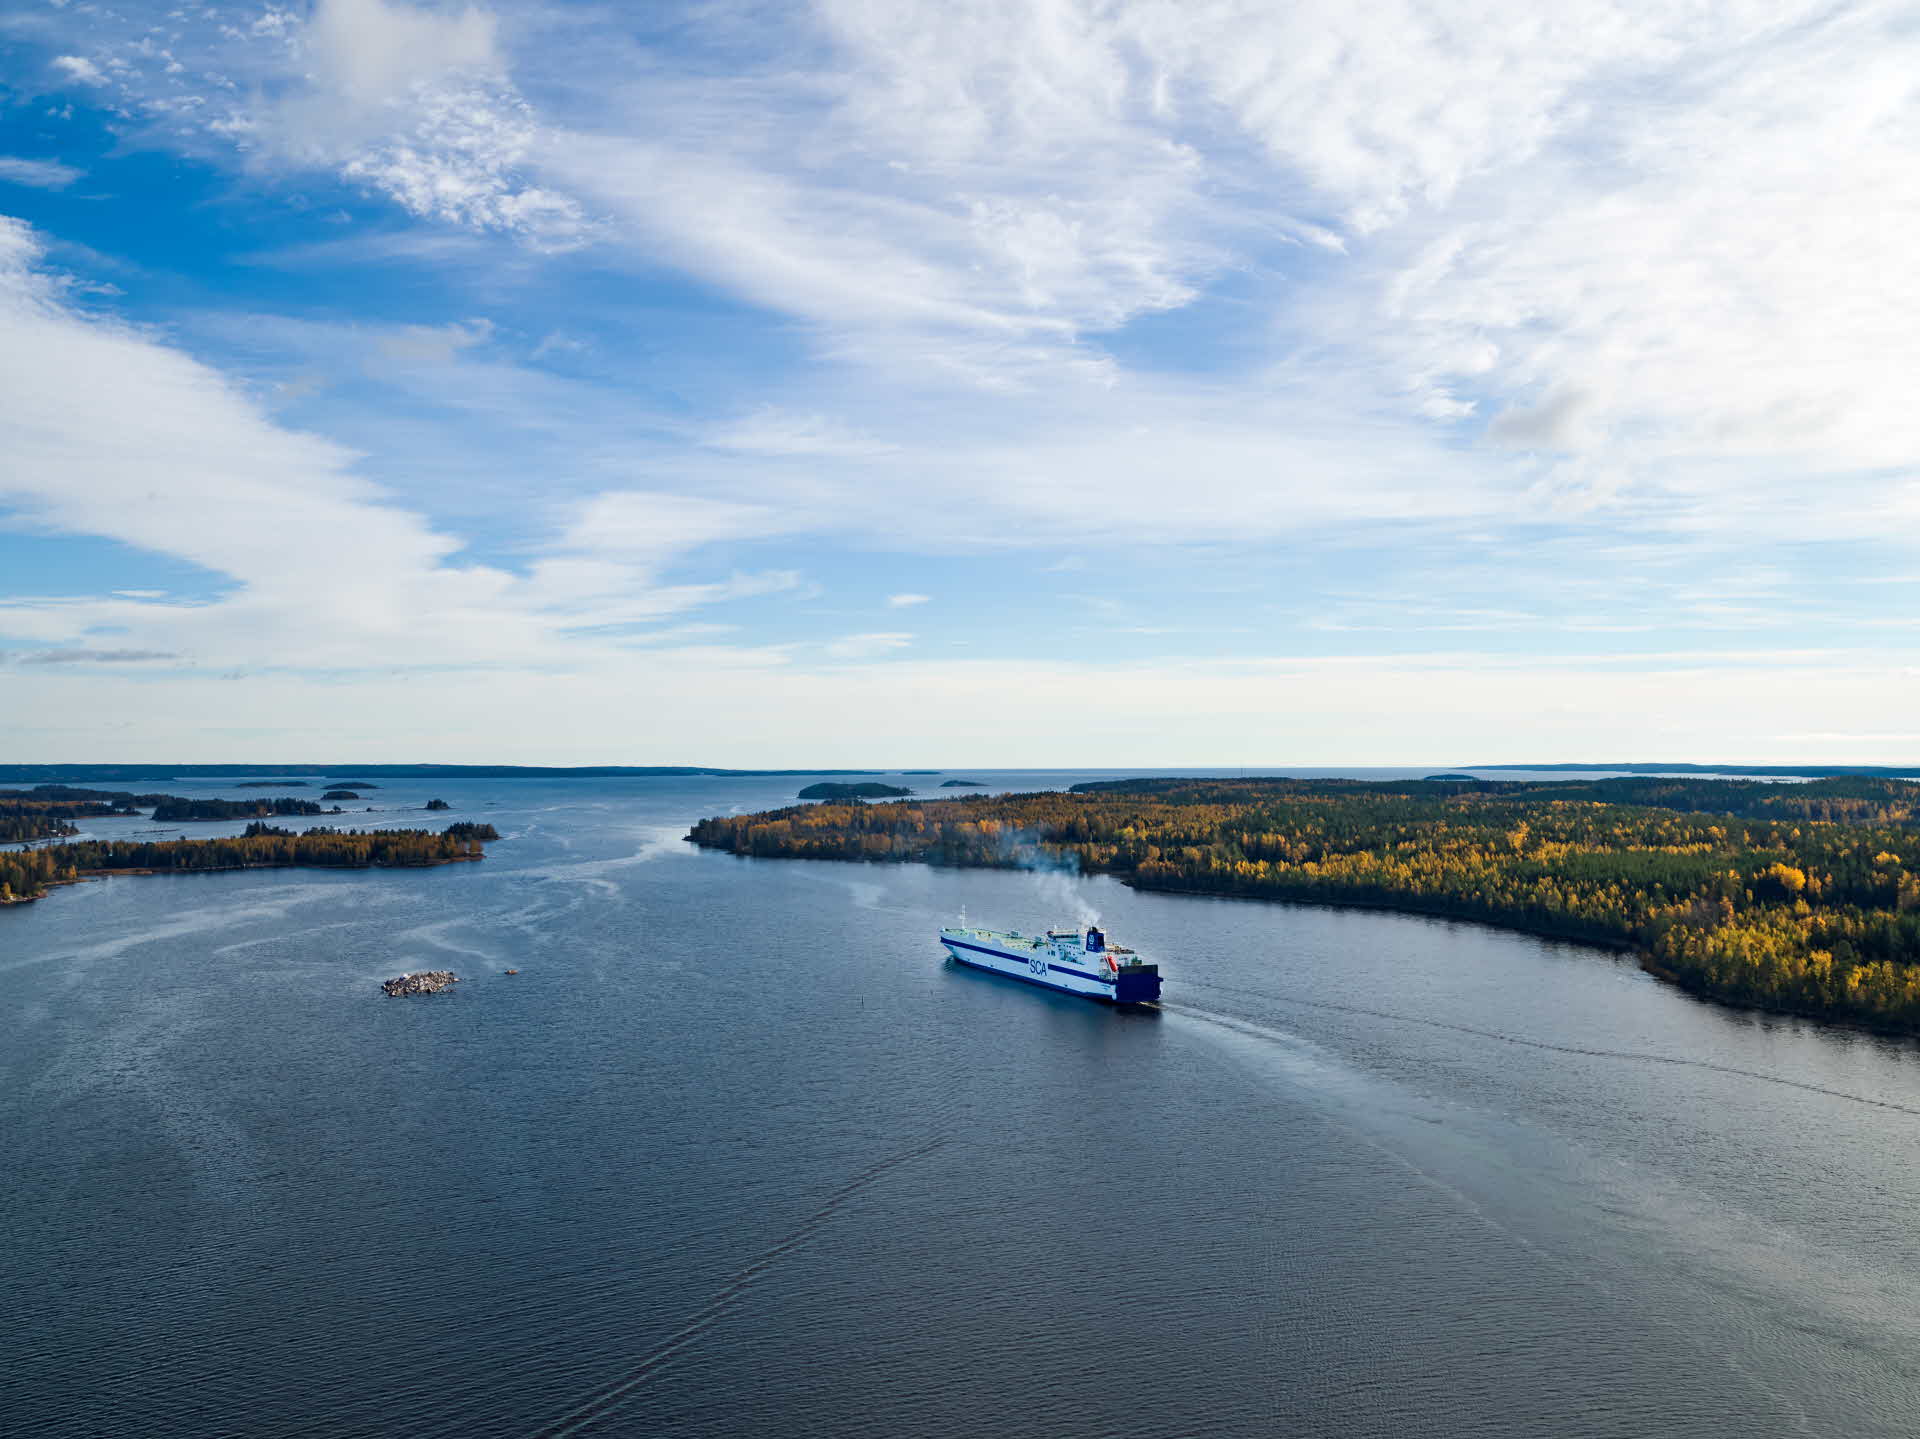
[
  {"x1": 530, "y1": 1137, "x2": 947, "y2": 1438},
  {"x1": 1179, "y1": 976, "x2": 1920, "y2": 1120}
]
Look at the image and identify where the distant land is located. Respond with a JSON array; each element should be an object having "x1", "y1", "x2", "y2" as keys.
[
  {"x1": 0, "y1": 764, "x2": 881, "y2": 783},
  {"x1": 1473, "y1": 763, "x2": 1920, "y2": 777}
]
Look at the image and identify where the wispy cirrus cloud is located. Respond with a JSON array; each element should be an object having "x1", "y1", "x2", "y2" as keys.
[
  {"x1": 822, "y1": 631, "x2": 914, "y2": 661},
  {"x1": 12, "y1": 648, "x2": 178, "y2": 665},
  {"x1": 0, "y1": 214, "x2": 798, "y2": 673},
  {"x1": 46, "y1": 0, "x2": 1920, "y2": 507},
  {"x1": 0, "y1": 157, "x2": 83, "y2": 190}
]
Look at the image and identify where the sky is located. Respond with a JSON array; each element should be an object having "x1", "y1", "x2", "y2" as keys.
[{"x1": 3, "y1": 0, "x2": 1920, "y2": 766}]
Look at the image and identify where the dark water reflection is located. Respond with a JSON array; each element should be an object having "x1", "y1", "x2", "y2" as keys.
[{"x1": 6, "y1": 772, "x2": 1920, "y2": 1437}]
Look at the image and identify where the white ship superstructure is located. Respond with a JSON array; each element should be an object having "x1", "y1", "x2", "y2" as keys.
[{"x1": 938, "y1": 924, "x2": 1162, "y2": 1004}]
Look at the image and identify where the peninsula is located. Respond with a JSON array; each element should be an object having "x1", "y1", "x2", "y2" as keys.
[
  {"x1": 690, "y1": 775, "x2": 1920, "y2": 1034},
  {"x1": 1, "y1": 785, "x2": 157, "y2": 842},
  {"x1": 1, "y1": 784, "x2": 350, "y2": 840},
  {"x1": 0, "y1": 822, "x2": 500, "y2": 905}
]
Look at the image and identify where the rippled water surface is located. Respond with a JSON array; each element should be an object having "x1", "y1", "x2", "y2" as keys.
[{"x1": 7, "y1": 771, "x2": 1920, "y2": 1437}]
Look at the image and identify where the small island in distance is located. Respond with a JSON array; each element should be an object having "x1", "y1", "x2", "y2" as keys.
[
  {"x1": 939, "y1": 779, "x2": 986, "y2": 787},
  {"x1": 797, "y1": 782, "x2": 913, "y2": 800}
]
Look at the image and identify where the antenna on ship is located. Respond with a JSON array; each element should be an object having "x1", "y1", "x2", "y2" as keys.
[{"x1": 958, "y1": 904, "x2": 967, "y2": 929}]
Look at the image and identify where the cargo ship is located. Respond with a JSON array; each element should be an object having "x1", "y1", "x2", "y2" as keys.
[{"x1": 938, "y1": 923, "x2": 1162, "y2": 1004}]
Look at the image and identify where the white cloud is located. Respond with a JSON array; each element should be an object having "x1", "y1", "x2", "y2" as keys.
[
  {"x1": 0, "y1": 215, "x2": 794, "y2": 671},
  {"x1": 267, "y1": 0, "x2": 583, "y2": 242},
  {"x1": 481, "y1": 0, "x2": 1920, "y2": 548},
  {"x1": 50, "y1": 56, "x2": 104, "y2": 86},
  {"x1": 0, "y1": 157, "x2": 82, "y2": 190},
  {"x1": 33, "y1": 0, "x2": 1920, "y2": 461},
  {"x1": 886, "y1": 593, "x2": 929, "y2": 607},
  {"x1": 371, "y1": 318, "x2": 493, "y2": 367},
  {"x1": 1368, "y1": 28, "x2": 1920, "y2": 482},
  {"x1": 301, "y1": 0, "x2": 495, "y2": 109},
  {"x1": 706, "y1": 408, "x2": 895, "y2": 458},
  {"x1": 551, "y1": 491, "x2": 780, "y2": 570},
  {"x1": 822, "y1": 631, "x2": 913, "y2": 660},
  {"x1": 58, "y1": 0, "x2": 1920, "y2": 507},
  {"x1": 39, "y1": 0, "x2": 583, "y2": 244}
]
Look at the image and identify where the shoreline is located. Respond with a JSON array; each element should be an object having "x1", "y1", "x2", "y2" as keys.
[
  {"x1": 1128, "y1": 877, "x2": 1920, "y2": 1042},
  {"x1": 0, "y1": 851, "x2": 485, "y2": 906}
]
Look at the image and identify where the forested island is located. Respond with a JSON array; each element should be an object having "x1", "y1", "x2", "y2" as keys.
[
  {"x1": 1, "y1": 785, "x2": 347, "y2": 839},
  {"x1": 0, "y1": 822, "x2": 499, "y2": 905},
  {"x1": 797, "y1": 782, "x2": 913, "y2": 799},
  {"x1": 1, "y1": 785, "x2": 160, "y2": 843},
  {"x1": 689, "y1": 776, "x2": 1920, "y2": 1034},
  {"x1": 152, "y1": 796, "x2": 331, "y2": 822}
]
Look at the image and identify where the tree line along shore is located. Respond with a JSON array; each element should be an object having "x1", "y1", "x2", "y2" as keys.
[
  {"x1": 0, "y1": 784, "x2": 354, "y2": 842},
  {"x1": 0, "y1": 822, "x2": 500, "y2": 905},
  {"x1": 0, "y1": 783, "x2": 476, "y2": 847},
  {"x1": 688, "y1": 775, "x2": 1920, "y2": 1034}
]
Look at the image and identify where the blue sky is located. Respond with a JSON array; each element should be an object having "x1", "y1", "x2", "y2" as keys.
[{"x1": 3, "y1": 0, "x2": 1919, "y2": 765}]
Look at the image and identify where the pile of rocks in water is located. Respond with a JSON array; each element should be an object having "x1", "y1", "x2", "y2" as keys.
[{"x1": 381, "y1": 970, "x2": 458, "y2": 997}]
